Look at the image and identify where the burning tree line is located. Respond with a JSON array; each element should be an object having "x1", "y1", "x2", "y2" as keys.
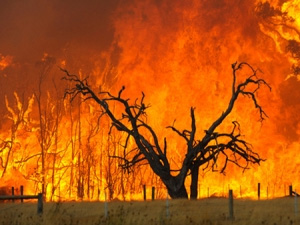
[
  {"x1": 1, "y1": 1, "x2": 300, "y2": 201},
  {"x1": 0, "y1": 55, "x2": 153, "y2": 201},
  {"x1": 0, "y1": 58, "x2": 270, "y2": 200}
]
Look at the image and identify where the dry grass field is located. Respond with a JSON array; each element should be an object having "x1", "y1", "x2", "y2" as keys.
[{"x1": 0, "y1": 197, "x2": 299, "y2": 225}]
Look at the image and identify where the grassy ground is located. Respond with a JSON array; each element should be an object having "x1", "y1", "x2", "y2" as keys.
[{"x1": 0, "y1": 197, "x2": 299, "y2": 225}]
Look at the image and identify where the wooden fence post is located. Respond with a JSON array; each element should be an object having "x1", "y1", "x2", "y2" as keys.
[
  {"x1": 11, "y1": 187, "x2": 14, "y2": 203},
  {"x1": 295, "y1": 189, "x2": 298, "y2": 216},
  {"x1": 0, "y1": 194, "x2": 42, "y2": 213},
  {"x1": 37, "y1": 193, "x2": 43, "y2": 214},
  {"x1": 228, "y1": 190, "x2": 234, "y2": 220},
  {"x1": 258, "y1": 183, "x2": 260, "y2": 200},
  {"x1": 104, "y1": 192, "x2": 108, "y2": 219},
  {"x1": 143, "y1": 185, "x2": 146, "y2": 201},
  {"x1": 290, "y1": 185, "x2": 293, "y2": 197},
  {"x1": 20, "y1": 185, "x2": 24, "y2": 203},
  {"x1": 152, "y1": 187, "x2": 155, "y2": 201},
  {"x1": 166, "y1": 194, "x2": 169, "y2": 218}
]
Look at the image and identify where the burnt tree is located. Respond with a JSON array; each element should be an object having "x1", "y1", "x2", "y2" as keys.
[{"x1": 62, "y1": 62, "x2": 270, "y2": 199}]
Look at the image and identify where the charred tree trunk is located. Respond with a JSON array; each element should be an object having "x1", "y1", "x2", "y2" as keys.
[
  {"x1": 190, "y1": 164, "x2": 199, "y2": 199},
  {"x1": 162, "y1": 176, "x2": 188, "y2": 199},
  {"x1": 167, "y1": 183, "x2": 188, "y2": 199}
]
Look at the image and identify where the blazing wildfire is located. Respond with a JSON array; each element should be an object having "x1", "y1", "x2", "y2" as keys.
[{"x1": 0, "y1": 0, "x2": 299, "y2": 201}]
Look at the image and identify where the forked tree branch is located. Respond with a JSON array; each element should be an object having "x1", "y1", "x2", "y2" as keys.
[
  {"x1": 168, "y1": 62, "x2": 269, "y2": 173},
  {"x1": 62, "y1": 67, "x2": 170, "y2": 176}
]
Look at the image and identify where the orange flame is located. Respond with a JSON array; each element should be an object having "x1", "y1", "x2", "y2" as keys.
[
  {"x1": 0, "y1": 0, "x2": 300, "y2": 201},
  {"x1": 0, "y1": 55, "x2": 12, "y2": 71}
]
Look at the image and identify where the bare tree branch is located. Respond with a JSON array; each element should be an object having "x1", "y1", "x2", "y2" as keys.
[{"x1": 62, "y1": 61, "x2": 270, "y2": 199}]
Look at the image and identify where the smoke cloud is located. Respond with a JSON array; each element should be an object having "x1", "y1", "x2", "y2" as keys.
[{"x1": 0, "y1": 0, "x2": 119, "y2": 62}]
